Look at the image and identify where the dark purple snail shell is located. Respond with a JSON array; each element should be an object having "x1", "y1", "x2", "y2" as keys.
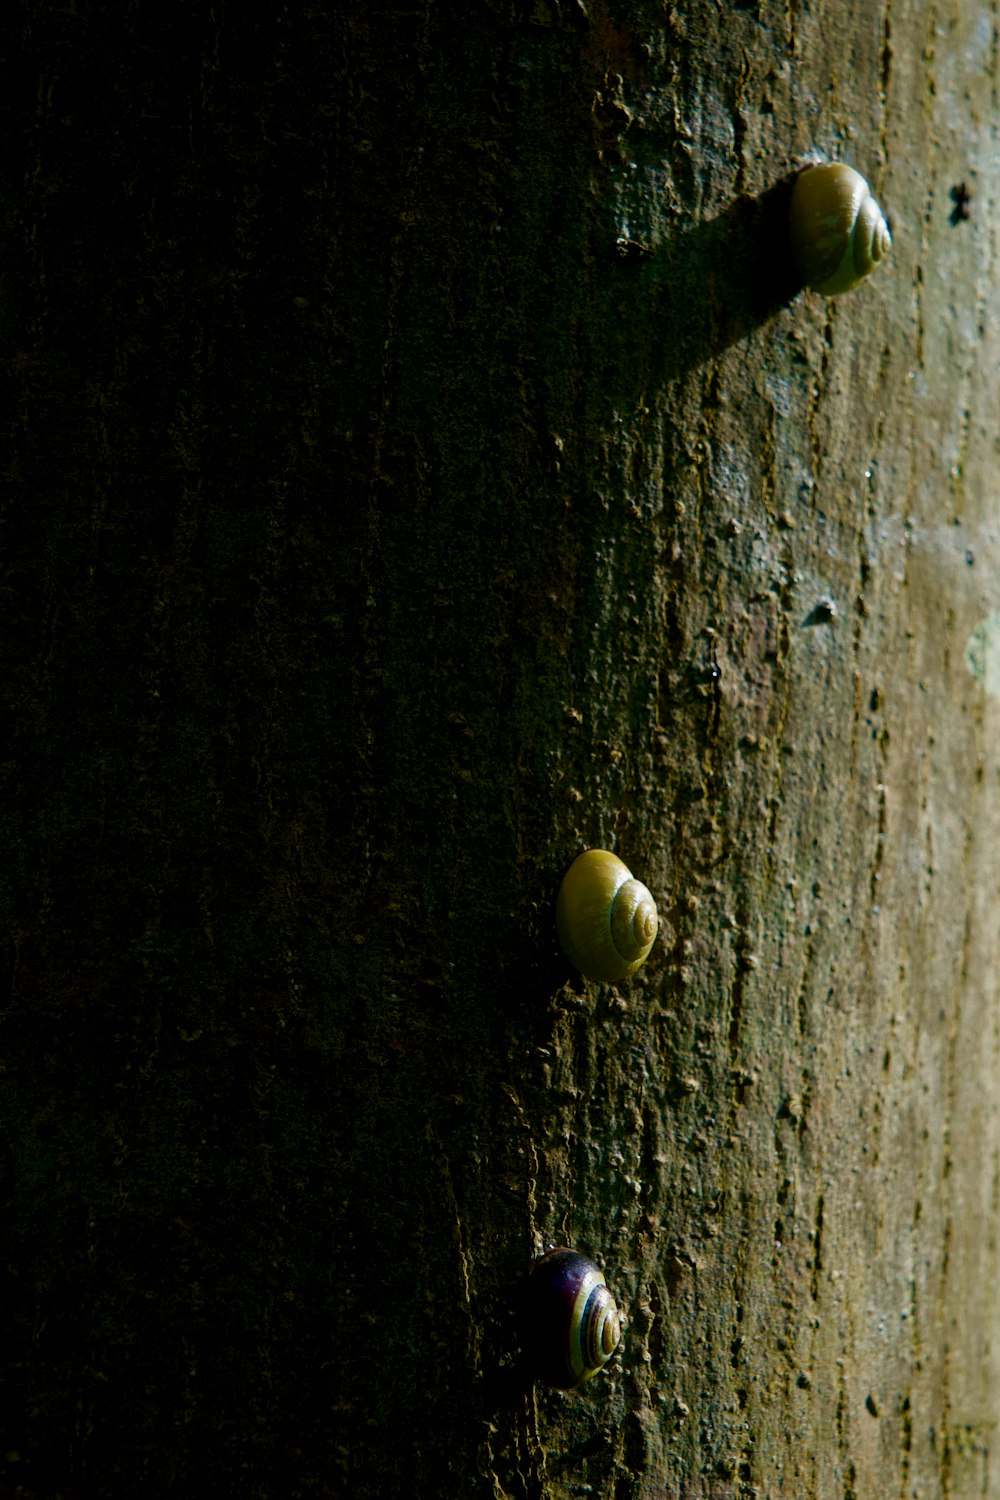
[{"x1": 525, "y1": 1248, "x2": 622, "y2": 1389}]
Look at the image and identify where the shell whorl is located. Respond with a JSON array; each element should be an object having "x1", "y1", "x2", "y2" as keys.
[
  {"x1": 789, "y1": 161, "x2": 891, "y2": 297},
  {"x1": 555, "y1": 849, "x2": 659, "y2": 983},
  {"x1": 611, "y1": 877, "x2": 658, "y2": 962},
  {"x1": 525, "y1": 1248, "x2": 622, "y2": 1389}
]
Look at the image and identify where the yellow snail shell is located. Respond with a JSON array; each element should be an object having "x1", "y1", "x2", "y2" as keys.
[
  {"x1": 555, "y1": 849, "x2": 658, "y2": 983},
  {"x1": 788, "y1": 162, "x2": 891, "y2": 297}
]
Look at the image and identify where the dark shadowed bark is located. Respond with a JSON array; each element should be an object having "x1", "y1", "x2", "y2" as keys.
[{"x1": 2, "y1": 3, "x2": 998, "y2": 1498}]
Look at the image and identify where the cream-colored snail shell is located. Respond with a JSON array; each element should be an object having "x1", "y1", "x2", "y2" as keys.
[
  {"x1": 788, "y1": 162, "x2": 891, "y2": 297},
  {"x1": 555, "y1": 849, "x2": 658, "y2": 983}
]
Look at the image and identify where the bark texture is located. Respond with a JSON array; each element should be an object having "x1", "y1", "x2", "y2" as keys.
[{"x1": 2, "y1": 3, "x2": 998, "y2": 1498}]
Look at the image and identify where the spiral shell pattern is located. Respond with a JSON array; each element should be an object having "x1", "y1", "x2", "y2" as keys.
[
  {"x1": 555, "y1": 849, "x2": 658, "y2": 982},
  {"x1": 789, "y1": 161, "x2": 892, "y2": 297},
  {"x1": 525, "y1": 1248, "x2": 622, "y2": 1389}
]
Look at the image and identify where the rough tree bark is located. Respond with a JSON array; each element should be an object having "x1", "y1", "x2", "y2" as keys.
[{"x1": 1, "y1": 3, "x2": 998, "y2": 1498}]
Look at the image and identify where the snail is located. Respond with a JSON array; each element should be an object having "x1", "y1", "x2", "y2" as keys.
[
  {"x1": 555, "y1": 849, "x2": 658, "y2": 982},
  {"x1": 788, "y1": 161, "x2": 891, "y2": 297},
  {"x1": 525, "y1": 1248, "x2": 622, "y2": 1389}
]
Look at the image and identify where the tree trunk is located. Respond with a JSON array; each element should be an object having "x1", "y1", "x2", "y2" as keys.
[{"x1": 2, "y1": 3, "x2": 998, "y2": 1497}]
